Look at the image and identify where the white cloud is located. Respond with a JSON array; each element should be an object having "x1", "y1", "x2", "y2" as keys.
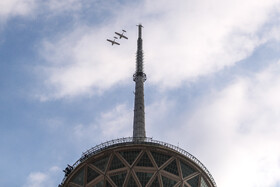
[
  {"x1": 266, "y1": 25, "x2": 280, "y2": 42},
  {"x1": 146, "y1": 97, "x2": 176, "y2": 138},
  {"x1": 72, "y1": 103, "x2": 133, "y2": 144},
  {"x1": 0, "y1": 0, "x2": 36, "y2": 21},
  {"x1": 38, "y1": 0, "x2": 280, "y2": 99},
  {"x1": 24, "y1": 172, "x2": 47, "y2": 187},
  {"x1": 23, "y1": 166, "x2": 60, "y2": 187},
  {"x1": 169, "y1": 60, "x2": 280, "y2": 187},
  {"x1": 0, "y1": 0, "x2": 87, "y2": 25},
  {"x1": 70, "y1": 98, "x2": 175, "y2": 146},
  {"x1": 144, "y1": 0, "x2": 279, "y2": 87},
  {"x1": 99, "y1": 104, "x2": 133, "y2": 139},
  {"x1": 39, "y1": 25, "x2": 135, "y2": 100},
  {"x1": 46, "y1": 0, "x2": 82, "y2": 12}
]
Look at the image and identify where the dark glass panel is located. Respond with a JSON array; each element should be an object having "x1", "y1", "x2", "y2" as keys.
[
  {"x1": 161, "y1": 175, "x2": 177, "y2": 187},
  {"x1": 150, "y1": 151, "x2": 171, "y2": 167},
  {"x1": 109, "y1": 155, "x2": 125, "y2": 170},
  {"x1": 136, "y1": 172, "x2": 153, "y2": 187},
  {"x1": 92, "y1": 155, "x2": 109, "y2": 172},
  {"x1": 105, "y1": 180, "x2": 112, "y2": 187},
  {"x1": 127, "y1": 175, "x2": 138, "y2": 186},
  {"x1": 69, "y1": 184, "x2": 78, "y2": 187},
  {"x1": 200, "y1": 177, "x2": 208, "y2": 187},
  {"x1": 136, "y1": 152, "x2": 153, "y2": 167},
  {"x1": 187, "y1": 176, "x2": 199, "y2": 187},
  {"x1": 110, "y1": 172, "x2": 127, "y2": 187},
  {"x1": 180, "y1": 161, "x2": 196, "y2": 178},
  {"x1": 94, "y1": 180, "x2": 104, "y2": 187},
  {"x1": 87, "y1": 167, "x2": 99, "y2": 183},
  {"x1": 119, "y1": 150, "x2": 140, "y2": 165},
  {"x1": 163, "y1": 160, "x2": 179, "y2": 176},
  {"x1": 150, "y1": 175, "x2": 160, "y2": 187},
  {"x1": 71, "y1": 167, "x2": 84, "y2": 186}
]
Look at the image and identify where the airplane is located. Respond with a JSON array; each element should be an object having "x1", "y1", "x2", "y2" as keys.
[
  {"x1": 115, "y1": 30, "x2": 128, "y2": 39},
  {"x1": 107, "y1": 37, "x2": 120, "y2": 45}
]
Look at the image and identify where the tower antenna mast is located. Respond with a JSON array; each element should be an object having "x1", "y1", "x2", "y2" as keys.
[{"x1": 133, "y1": 24, "x2": 146, "y2": 141}]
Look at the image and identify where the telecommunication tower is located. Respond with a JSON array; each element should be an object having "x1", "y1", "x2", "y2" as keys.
[{"x1": 59, "y1": 24, "x2": 216, "y2": 187}]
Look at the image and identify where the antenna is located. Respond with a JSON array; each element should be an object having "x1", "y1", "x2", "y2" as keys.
[{"x1": 133, "y1": 24, "x2": 146, "y2": 141}]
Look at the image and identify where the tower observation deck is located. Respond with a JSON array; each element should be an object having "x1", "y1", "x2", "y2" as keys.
[{"x1": 59, "y1": 24, "x2": 216, "y2": 187}]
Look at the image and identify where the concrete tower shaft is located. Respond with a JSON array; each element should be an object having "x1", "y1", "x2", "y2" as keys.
[{"x1": 133, "y1": 24, "x2": 146, "y2": 140}]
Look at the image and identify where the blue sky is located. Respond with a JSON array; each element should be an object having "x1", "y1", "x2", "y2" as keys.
[{"x1": 1, "y1": 0, "x2": 280, "y2": 186}]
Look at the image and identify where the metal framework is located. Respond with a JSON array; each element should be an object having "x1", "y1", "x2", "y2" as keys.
[
  {"x1": 60, "y1": 137, "x2": 216, "y2": 187},
  {"x1": 133, "y1": 24, "x2": 146, "y2": 139}
]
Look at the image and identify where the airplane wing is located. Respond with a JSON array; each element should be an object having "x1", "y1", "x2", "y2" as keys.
[
  {"x1": 107, "y1": 39, "x2": 113, "y2": 43},
  {"x1": 115, "y1": 32, "x2": 121, "y2": 37},
  {"x1": 107, "y1": 39, "x2": 120, "y2": 45},
  {"x1": 115, "y1": 32, "x2": 128, "y2": 39}
]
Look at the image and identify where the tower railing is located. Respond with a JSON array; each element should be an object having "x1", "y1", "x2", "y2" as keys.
[{"x1": 61, "y1": 137, "x2": 216, "y2": 187}]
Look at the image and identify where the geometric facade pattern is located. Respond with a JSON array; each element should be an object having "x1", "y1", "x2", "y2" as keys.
[{"x1": 63, "y1": 144, "x2": 214, "y2": 187}]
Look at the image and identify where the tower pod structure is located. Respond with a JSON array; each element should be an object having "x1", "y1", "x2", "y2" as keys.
[{"x1": 59, "y1": 25, "x2": 216, "y2": 187}]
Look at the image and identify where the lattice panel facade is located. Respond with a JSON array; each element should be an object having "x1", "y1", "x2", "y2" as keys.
[{"x1": 62, "y1": 144, "x2": 214, "y2": 187}]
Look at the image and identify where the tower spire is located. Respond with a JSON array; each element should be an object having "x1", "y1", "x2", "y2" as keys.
[{"x1": 133, "y1": 24, "x2": 146, "y2": 141}]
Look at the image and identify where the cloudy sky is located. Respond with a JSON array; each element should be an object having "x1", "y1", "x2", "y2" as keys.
[{"x1": 1, "y1": 0, "x2": 280, "y2": 186}]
